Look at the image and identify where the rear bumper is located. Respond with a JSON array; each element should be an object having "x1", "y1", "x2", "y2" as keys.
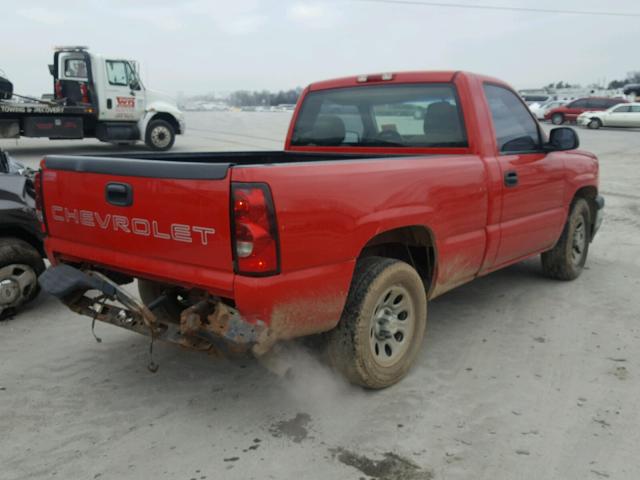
[{"x1": 44, "y1": 236, "x2": 356, "y2": 353}]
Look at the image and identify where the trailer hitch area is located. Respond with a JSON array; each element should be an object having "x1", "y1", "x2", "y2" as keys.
[
  {"x1": 39, "y1": 264, "x2": 159, "y2": 333},
  {"x1": 39, "y1": 264, "x2": 267, "y2": 357},
  {"x1": 178, "y1": 299, "x2": 266, "y2": 354}
]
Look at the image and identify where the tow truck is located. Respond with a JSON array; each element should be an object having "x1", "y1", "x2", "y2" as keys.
[{"x1": 0, "y1": 47, "x2": 184, "y2": 151}]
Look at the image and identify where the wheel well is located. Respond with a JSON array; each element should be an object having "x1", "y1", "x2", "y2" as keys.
[
  {"x1": 148, "y1": 113, "x2": 180, "y2": 134},
  {"x1": 358, "y1": 226, "x2": 436, "y2": 292},
  {"x1": 0, "y1": 227, "x2": 44, "y2": 257},
  {"x1": 573, "y1": 186, "x2": 598, "y2": 237}
]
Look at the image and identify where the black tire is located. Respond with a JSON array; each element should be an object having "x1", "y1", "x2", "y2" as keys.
[
  {"x1": 541, "y1": 198, "x2": 591, "y2": 281},
  {"x1": 138, "y1": 279, "x2": 187, "y2": 323},
  {"x1": 551, "y1": 113, "x2": 565, "y2": 125},
  {"x1": 145, "y1": 119, "x2": 175, "y2": 151},
  {"x1": 0, "y1": 237, "x2": 45, "y2": 318},
  {"x1": 588, "y1": 118, "x2": 602, "y2": 130},
  {"x1": 327, "y1": 257, "x2": 427, "y2": 389}
]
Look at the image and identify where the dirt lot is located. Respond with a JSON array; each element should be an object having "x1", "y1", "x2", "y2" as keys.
[{"x1": 1, "y1": 113, "x2": 639, "y2": 480}]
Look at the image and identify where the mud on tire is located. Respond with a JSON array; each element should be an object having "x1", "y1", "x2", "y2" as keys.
[
  {"x1": 327, "y1": 257, "x2": 427, "y2": 389},
  {"x1": 541, "y1": 198, "x2": 591, "y2": 281}
]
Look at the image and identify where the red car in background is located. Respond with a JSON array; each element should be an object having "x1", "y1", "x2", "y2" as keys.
[{"x1": 545, "y1": 97, "x2": 628, "y2": 125}]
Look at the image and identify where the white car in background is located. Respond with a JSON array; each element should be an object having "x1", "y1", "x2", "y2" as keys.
[
  {"x1": 577, "y1": 103, "x2": 640, "y2": 129},
  {"x1": 529, "y1": 100, "x2": 566, "y2": 120}
]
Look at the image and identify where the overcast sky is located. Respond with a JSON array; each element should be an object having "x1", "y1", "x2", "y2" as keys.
[{"x1": 1, "y1": 0, "x2": 638, "y2": 97}]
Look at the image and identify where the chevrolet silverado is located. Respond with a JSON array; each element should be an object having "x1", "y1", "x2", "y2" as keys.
[{"x1": 37, "y1": 71, "x2": 604, "y2": 388}]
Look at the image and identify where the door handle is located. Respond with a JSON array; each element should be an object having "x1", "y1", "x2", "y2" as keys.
[
  {"x1": 105, "y1": 182, "x2": 133, "y2": 206},
  {"x1": 504, "y1": 171, "x2": 518, "y2": 187},
  {"x1": 107, "y1": 98, "x2": 112, "y2": 109}
]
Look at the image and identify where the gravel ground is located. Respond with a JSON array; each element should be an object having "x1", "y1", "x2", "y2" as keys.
[{"x1": 1, "y1": 113, "x2": 639, "y2": 480}]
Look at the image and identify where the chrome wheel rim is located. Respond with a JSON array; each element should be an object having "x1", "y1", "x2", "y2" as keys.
[
  {"x1": 0, "y1": 264, "x2": 37, "y2": 315},
  {"x1": 369, "y1": 284, "x2": 415, "y2": 367},
  {"x1": 150, "y1": 126, "x2": 171, "y2": 148},
  {"x1": 571, "y1": 218, "x2": 587, "y2": 266}
]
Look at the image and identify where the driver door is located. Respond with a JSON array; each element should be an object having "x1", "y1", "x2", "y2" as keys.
[
  {"x1": 99, "y1": 59, "x2": 145, "y2": 122},
  {"x1": 483, "y1": 84, "x2": 567, "y2": 268}
]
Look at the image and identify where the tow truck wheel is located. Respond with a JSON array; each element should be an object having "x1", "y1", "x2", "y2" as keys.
[
  {"x1": 0, "y1": 238, "x2": 45, "y2": 319},
  {"x1": 145, "y1": 119, "x2": 175, "y2": 151},
  {"x1": 327, "y1": 257, "x2": 427, "y2": 389},
  {"x1": 541, "y1": 198, "x2": 591, "y2": 281}
]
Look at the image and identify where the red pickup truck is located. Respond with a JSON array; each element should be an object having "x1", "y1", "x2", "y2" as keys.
[{"x1": 37, "y1": 71, "x2": 604, "y2": 388}]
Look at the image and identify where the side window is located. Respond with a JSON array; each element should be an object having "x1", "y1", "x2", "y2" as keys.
[
  {"x1": 106, "y1": 61, "x2": 130, "y2": 86},
  {"x1": 631, "y1": 106, "x2": 640, "y2": 113},
  {"x1": 612, "y1": 105, "x2": 631, "y2": 113},
  {"x1": 570, "y1": 99, "x2": 587, "y2": 108},
  {"x1": 64, "y1": 59, "x2": 88, "y2": 80},
  {"x1": 591, "y1": 99, "x2": 609, "y2": 109},
  {"x1": 483, "y1": 84, "x2": 541, "y2": 153}
]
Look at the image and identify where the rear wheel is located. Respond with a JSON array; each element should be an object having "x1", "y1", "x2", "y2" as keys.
[
  {"x1": 145, "y1": 119, "x2": 175, "y2": 151},
  {"x1": 588, "y1": 118, "x2": 602, "y2": 130},
  {"x1": 0, "y1": 238, "x2": 45, "y2": 319},
  {"x1": 327, "y1": 257, "x2": 427, "y2": 389},
  {"x1": 541, "y1": 198, "x2": 591, "y2": 280},
  {"x1": 551, "y1": 113, "x2": 565, "y2": 125}
]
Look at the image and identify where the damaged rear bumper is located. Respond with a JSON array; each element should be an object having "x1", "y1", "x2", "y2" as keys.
[{"x1": 38, "y1": 264, "x2": 267, "y2": 355}]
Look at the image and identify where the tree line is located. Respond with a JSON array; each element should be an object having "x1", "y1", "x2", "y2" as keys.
[
  {"x1": 228, "y1": 88, "x2": 303, "y2": 107},
  {"x1": 607, "y1": 71, "x2": 640, "y2": 90}
]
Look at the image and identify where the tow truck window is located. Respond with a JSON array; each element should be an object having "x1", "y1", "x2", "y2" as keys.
[
  {"x1": 106, "y1": 60, "x2": 133, "y2": 87},
  {"x1": 483, "y1": 84, "x2": 541, "y2": 153},
  {"x1": 64, "y1": 59, "x2": 88, "y2": 80},
  {"x1": 291, "y1": 84, "x2": 467, "y2": 148}
]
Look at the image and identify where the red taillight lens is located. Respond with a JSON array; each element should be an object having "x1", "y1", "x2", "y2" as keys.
[
  {"x1": 33, "y1": 169, "x2": 47, "y2": 233},
  {"x1": 80, "y1": 83, "x2": 89, "y2": 104},
  {"x1": 54, "y1": 80, "x2": 62, "y2": 99},
  {"x1": 231, "y1": 183, "x2": 279, "y2": 275}
]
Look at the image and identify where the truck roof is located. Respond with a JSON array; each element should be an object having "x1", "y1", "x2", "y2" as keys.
[{"x1": 306, "y1": 70, "x2": 508, "y2": 92}]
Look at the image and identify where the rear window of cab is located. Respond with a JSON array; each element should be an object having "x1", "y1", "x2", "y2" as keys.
[{"x1": 291, "y1": 83, "x2": 468, "y2": 148}]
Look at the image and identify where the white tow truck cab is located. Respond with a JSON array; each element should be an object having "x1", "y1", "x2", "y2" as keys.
[{"x1": 0, "y1": 46, "x2": 184, "y2": 150}]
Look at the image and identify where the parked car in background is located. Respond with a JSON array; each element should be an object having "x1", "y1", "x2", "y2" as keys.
[
  {"x1": 0, "y1": 150, "x2": 45, "y2": 319},
  {"x1": 521, "y1": 94, "x2": 550, "y2": 105},
  {"x1": 529, "y1": 99, "x2": 566, "y2": 120},
  {"x1": 577, "y1": 103, "x2": 640, "y2": 129},
  {"x1": 545, "y1": 97, "x2": 628, "y2": 125}
]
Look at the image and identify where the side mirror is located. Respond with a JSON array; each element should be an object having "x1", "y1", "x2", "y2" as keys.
[
  {"x1": 546, "y1": 127, "x2": 579, "y2": 151},
  {"x1": 129, "y1": 80, "x2": 141, "y2": 91}
]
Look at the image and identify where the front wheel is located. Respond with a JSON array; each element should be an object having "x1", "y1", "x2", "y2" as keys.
[
  {"x1": 551, "y1": 113, "x2": 565, "y2": 125},
  {"x1": 588, "y1": 118, "x2": 602, "y2": 130},
  {"x1": 327, "y1": 257, "x2": 427, "y2": 389},
  {"x1": 145, "y1": 119, "x2": 176, "y2": 151},
  {"x1": 541, "y1": 198, "x2": 591, "y2": 280}
]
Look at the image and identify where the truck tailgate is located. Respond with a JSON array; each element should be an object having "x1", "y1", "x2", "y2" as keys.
[{"x1": 41, "y1": 155, "x2": 234, "y2": 294}]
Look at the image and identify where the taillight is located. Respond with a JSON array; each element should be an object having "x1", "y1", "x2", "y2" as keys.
[
  {"x1": 54, "y1": 80, "x2": 62, "y2": 99},
  {"x1": 33, "y1": 169, "x2": 47, "y2": 234},
  {"x1": 80, "y1": 83, "x2": 89, "y2": 104},
  {"x1": 231, "y1": 183, "x2": 279, "y2": 276}
]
